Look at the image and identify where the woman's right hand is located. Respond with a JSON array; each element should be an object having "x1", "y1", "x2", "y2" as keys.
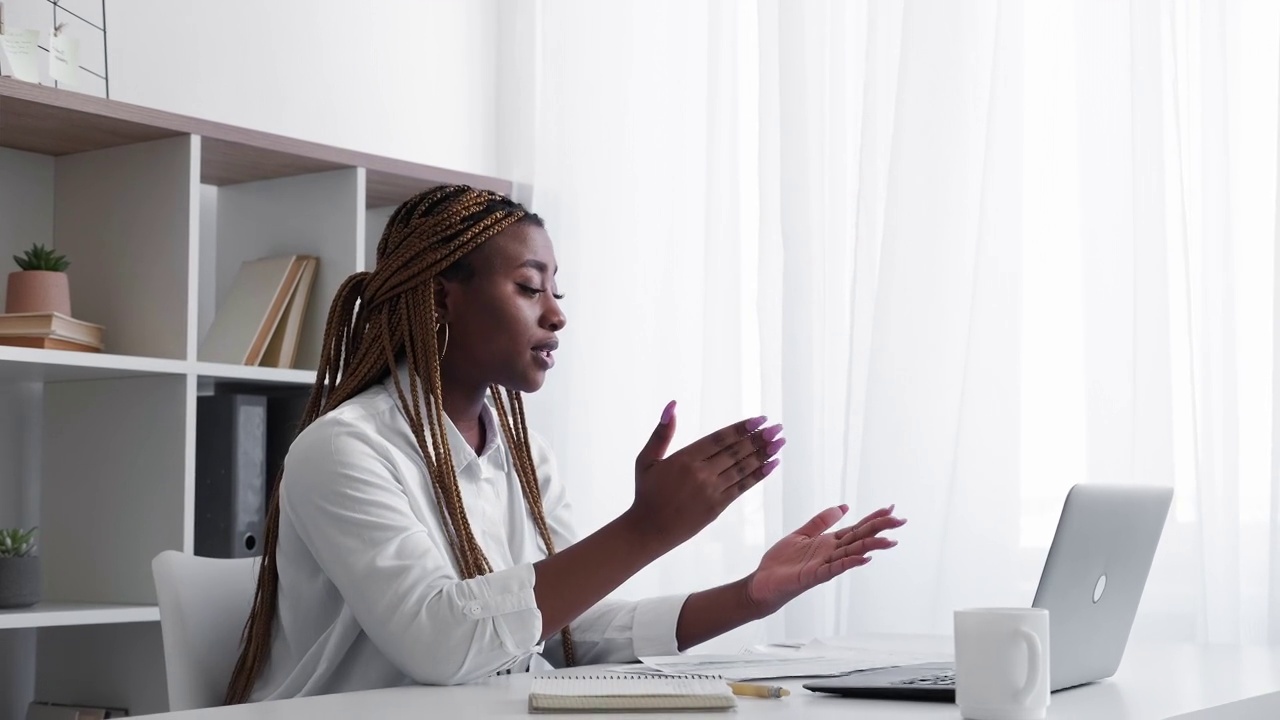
[{"x1": 626, "y1": 401, "x2": 785, "y2": 548}]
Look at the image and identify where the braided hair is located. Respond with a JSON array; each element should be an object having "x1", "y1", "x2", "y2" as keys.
[{"x1": 223, "y1": 185, "x2": 575, "y2": 705}]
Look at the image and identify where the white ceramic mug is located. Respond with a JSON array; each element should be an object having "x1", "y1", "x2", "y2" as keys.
[{"x1": 954, "y1": 608, "x2": 1050, "y2": 720}]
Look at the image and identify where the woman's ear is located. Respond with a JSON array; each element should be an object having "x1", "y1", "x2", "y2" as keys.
[{"x1": 433, "y1": 277, "x2": 451, "y2": 323}]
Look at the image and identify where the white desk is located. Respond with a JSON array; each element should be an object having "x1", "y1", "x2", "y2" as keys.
[{"x1": 150, "y1": 640, "x2": 1280, "y2": 719}]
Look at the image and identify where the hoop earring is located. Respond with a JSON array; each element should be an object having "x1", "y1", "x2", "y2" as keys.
[{"x1": 436, "y1": 322, "x2": 449, "y2": 360}]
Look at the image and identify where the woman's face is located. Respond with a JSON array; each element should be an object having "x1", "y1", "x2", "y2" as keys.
[{"x1": 436, "y1": 221, "x2": 567, "y2": 394}]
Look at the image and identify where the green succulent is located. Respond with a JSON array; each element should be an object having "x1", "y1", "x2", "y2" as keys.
[
  {"x1": 13, "y1": 243, "x2": 70, "y2": 272},
  {"x1": 0, "y1": 527, "x2": 38, "y2": 558}
]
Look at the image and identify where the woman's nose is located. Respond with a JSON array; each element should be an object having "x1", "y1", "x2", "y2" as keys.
[{"x1": 544, "y1": 297, "x2": 567, "y2": 332}]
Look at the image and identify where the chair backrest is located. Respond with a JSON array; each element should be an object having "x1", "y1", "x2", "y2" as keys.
[{"x1": 151, "y1": 550, "x2": 259, "y2": 711}]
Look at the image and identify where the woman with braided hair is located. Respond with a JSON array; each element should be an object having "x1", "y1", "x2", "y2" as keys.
[{"x1": 223, "y1": 184, "x2": 906, "y2": 703}]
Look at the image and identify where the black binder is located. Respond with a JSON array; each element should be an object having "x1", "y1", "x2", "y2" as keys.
[{"x1": 195, "y1": 394, "x2": 267, "y2": 558}]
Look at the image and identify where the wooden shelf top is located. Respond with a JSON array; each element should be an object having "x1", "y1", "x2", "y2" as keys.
[{"x1": 0, "y1": 78, "x2": 511, "y2": 207}]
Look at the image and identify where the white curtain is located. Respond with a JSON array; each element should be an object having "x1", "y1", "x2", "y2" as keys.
[
  {"x1": 1015, "y1": 0, "x2": 1279, "y2": 645},
  {"x1": 519, "y1": 0, "x2": 770, "y2": 652},
  {"x1": 514, "y1": 0, "x2": 1280, "y2": 649}
]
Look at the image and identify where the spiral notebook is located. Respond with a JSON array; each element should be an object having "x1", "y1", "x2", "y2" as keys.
[{"x1": 528, "y1": 674, "x2": 737, "y2": 713}]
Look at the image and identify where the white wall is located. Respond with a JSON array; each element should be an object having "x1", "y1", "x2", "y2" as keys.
[
  {"x1": 105, "y1": 0, "x2": 501, "y2": 177},
  {"x1": 494, "y1": 0, "x2": 538, "y2": 201}
]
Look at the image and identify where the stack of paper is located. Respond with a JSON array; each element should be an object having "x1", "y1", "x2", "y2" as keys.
[{"x1": 612, "y1": 643, "x2": 951, "y2": 682}]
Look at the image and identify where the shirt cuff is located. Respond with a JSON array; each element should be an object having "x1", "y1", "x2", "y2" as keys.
[
  {"x1": 630, "y1": 593, "x2": 689, "y2": 658},
  {"x1": 458, "y1": 561, "x2": 544, "y2": 655}
]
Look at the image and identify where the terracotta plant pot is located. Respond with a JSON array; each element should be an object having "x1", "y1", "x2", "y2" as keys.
[
  {"x1": 5, "y1": 270, "x2": 71, "y2": 315},
  {"x1": 0, "y1": 556, "x2": 41, "y2": 608}
]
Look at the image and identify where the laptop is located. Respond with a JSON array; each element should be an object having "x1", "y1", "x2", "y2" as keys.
[{"x1": 804, "y1": 483, "x2": 1174, "y2": 702}]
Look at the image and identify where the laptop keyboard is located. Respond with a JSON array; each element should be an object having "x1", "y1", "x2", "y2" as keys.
[{"x1": 893, "y1": 670, "x2": 956, "y2": 687}]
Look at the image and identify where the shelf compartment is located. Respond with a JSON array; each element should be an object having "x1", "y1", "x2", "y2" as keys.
[
  {"x1": 41, "y1": 376, "x2": 187, "y2": 607},
  {"x1": 53, "y1": 135, "x2": 195, "y2": 361},
  {"x1": 200, "y1": 167, "x2": 362, "y2": 372},
  {"x1": 0, "y1": 135, "x2": 195, "y2": 364}
]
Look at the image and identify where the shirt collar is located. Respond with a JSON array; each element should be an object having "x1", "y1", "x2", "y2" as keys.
[{"x1": 383, "y1": 360, "x2": 509, "y2": 475}]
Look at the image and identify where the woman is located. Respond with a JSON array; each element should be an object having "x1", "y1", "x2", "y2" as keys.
[{"x1": 224, "y1": 185, "x2": 905, "y2": 703}]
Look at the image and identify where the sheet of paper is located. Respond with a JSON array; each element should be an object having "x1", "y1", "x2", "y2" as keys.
[
  {"x1": 802, "y1": 637, "x2": 955, "y2": 661},
  {"x1": 745, "y1": 641, "x2": 807, "y2": 653},
  {"x1": 50, "y1": 28, "x2": 79, "y2": 85},
  {"x1": 1, "y1": 29, "x2": 40, "y2": 83},
  {"x1": 626, "y1": 647, "x2": 950, "y2": 681}
]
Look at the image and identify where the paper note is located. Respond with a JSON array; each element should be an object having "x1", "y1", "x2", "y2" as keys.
[
  {"x1": 629, "y1": 652, "x2": 896, "y2": 681},
  {"x1": 802, "y1": 637, "x2": 955, "y2": 661},
  {"x1": 50, "y1": 28, "x2": 79, "y2": 85},
  {"x1": 621, "y1": 645, "x2": 952, "y2": 681},
  {"x1": 1, "y1": 28, "x2": 40, "y2": 83}
]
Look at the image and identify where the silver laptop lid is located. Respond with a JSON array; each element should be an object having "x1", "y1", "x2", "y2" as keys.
[{"x1": 1032, "y1": 483, "x2": 1173, "y2": 690}]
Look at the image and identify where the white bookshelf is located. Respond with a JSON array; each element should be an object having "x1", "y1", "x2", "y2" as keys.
[{"x1": 0, "y1": 78, "x2": 513, "y2": 718}]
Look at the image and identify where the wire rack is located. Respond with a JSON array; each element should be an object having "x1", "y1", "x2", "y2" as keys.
[{"x1": 1, "y1": 0, "x2": 110, "y2": 97}]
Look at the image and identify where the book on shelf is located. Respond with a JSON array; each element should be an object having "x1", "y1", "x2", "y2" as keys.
[
  {"x1": 258, "y1": 255, "x2": 317, "y2": 368},
  {"x1": 0, "y1": 311, "x2": 105, "y2": 352},
  {"x1": 0, "y1": 335, "x2": 102, "y2": 352},
  {"x1": 200, "y1": 254, "x2": 318, "y2": 367}
]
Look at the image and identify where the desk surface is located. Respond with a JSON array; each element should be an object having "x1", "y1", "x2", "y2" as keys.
[{"x1": 155, "y1": 639, "x2": 1280, "y2": 719}]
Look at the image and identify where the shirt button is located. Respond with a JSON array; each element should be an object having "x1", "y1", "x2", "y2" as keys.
[{"x1": 468, "y1": 603, "x2": 482, "y2": 616}]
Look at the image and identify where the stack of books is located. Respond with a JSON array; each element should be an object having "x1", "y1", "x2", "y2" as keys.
[
  {"x1": 200, "y1": 254, "x2": 319, "y2": 368},
  {"x1": 0, "y1": 311, "x2": 105, "y2": 352}
]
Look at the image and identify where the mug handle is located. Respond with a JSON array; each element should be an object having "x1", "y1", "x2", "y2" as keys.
[{"x1": 1014, "y1": 627, "x2": 1044, "y2": 706}]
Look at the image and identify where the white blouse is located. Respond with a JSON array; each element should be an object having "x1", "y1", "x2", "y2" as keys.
[{"x1": 250, "y1": 364, "x2": 688, "y2": 700}]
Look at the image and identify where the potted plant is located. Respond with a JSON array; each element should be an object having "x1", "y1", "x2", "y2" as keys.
[
  {"x1": 7, "y1": 243, "x2": 72, "y2": 316},
  {"x1": 0, "y1": 527, "x2": 40, "y2": 609}
]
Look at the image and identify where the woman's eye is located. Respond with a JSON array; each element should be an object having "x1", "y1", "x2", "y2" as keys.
[{"x1": 518, "y1": 283, "x2": 565, "y2": 301}]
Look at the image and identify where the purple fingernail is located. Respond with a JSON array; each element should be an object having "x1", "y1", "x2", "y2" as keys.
[
  {"x1": 746, "y1": 416, "x2": 767, "y2": 432},
  {"x1": 767, "y1": 438, "x2": 787, "y2": 455},
  {"x1": 761, "y1": 424, "x2": 783, "y2": 442},
  {"x1": 660, "y1": 401, "x2": 676, "y2": 425},
  {"x1": 763, "y1": 458, "x2": 780, "y2": 476}
]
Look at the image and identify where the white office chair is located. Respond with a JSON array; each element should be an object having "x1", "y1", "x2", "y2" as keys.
[{"x1": 151, "y1": 550, "x2": 260, "y2": 711}]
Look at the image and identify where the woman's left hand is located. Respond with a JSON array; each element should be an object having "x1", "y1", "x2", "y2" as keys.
[{"x1": 744, "y1": 504, "x2": 906, "y2": 616}]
